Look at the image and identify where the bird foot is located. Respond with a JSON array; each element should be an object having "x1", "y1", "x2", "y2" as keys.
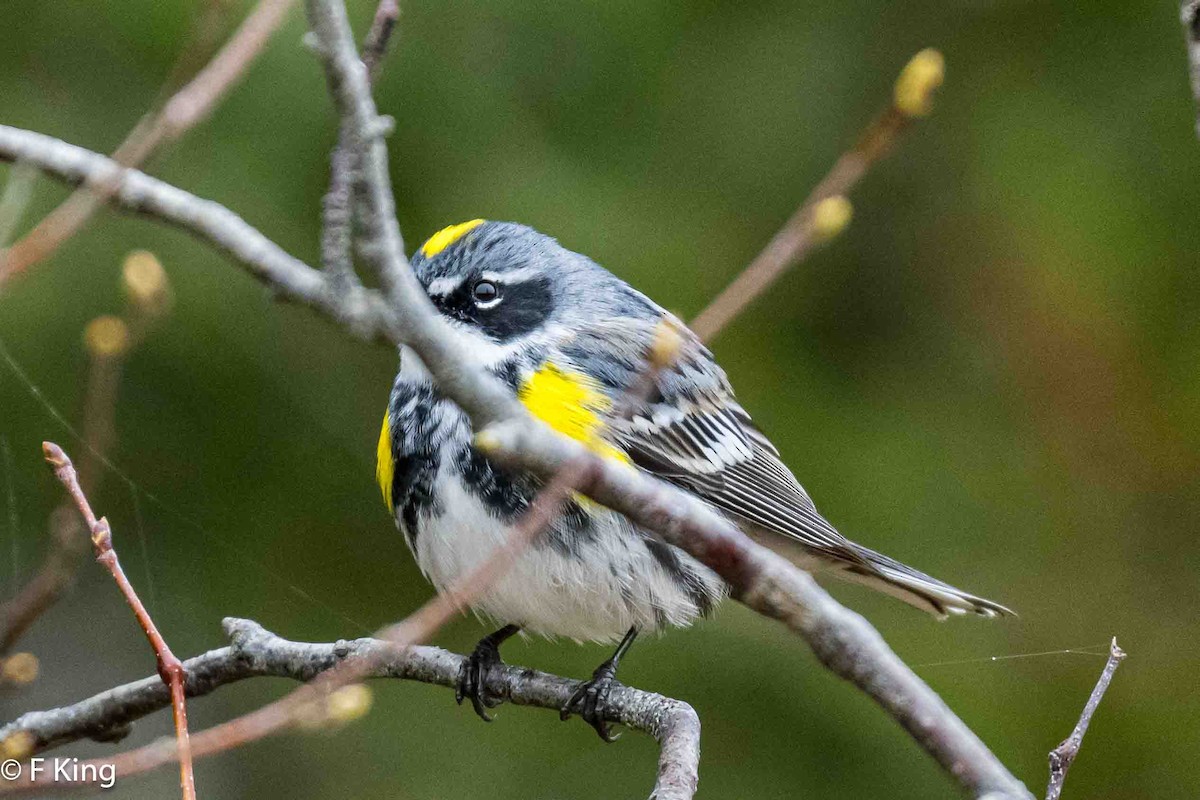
[
  {"x1": 560, "y1": 659, "x2": 623, "y2": 742},
  {"x1": 456, "y1": 627, "x2": 516, "y2": 721}
]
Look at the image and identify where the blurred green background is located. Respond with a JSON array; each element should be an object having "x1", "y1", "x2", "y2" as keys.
[{"x1": 1, "y1": 0, "x2": 1197, "y2": 797}]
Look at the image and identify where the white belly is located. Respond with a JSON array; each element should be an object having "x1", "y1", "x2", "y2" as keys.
[{"x1": 410, "y1": 475, "x2": 724, "y2": 643}]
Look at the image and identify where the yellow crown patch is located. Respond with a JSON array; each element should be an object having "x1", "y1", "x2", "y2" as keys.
[{"x1": 420, "y1": 219, "x2": 485, "y2": 258}]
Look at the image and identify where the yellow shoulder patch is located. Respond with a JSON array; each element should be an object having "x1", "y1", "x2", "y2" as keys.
[
  {"x1": 518, "y1": 363, "x2": 630, "y2": 464},
  {"x1": 420, "y1": 219, "x2": 485, "y2": 258},
  {"x1": 376, "y1": 412, "x2": 395, "y2": 513}
]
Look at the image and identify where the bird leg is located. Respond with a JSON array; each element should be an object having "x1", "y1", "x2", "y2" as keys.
[
  {"x1": 456, "y1": 624, "x2": 520, "y2": 721},
  {"x1": 560, "y1": 626, "x2": 638, "y2": 742}
]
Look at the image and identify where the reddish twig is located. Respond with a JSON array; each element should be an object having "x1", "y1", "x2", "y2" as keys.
[
  {"x1": 41, "y1": 443, "x2": 196, "y2": 800},
  {"x1": 689, "y1": 49, "x2": 944, "y2": 343},
  {"x1": 150, "y1": 0, "x2": 294, "y2": 142},
  {"x1": 0, "y1": 0, "x2": 294, "y2": 285},
  {"x1": 1045, "y1": 638, "x2": 1126, "y2": 800},
  {"x1": 362, "y1": 0, "x2": 401, "y2": 79}
]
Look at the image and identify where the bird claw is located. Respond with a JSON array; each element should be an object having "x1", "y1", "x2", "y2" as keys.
[
  {"x1": 560, "y1": 662, "x2": 623, "y2": 742},
  {"x1": 456, "y1": 638, "x2": 506, "y2": 722}
]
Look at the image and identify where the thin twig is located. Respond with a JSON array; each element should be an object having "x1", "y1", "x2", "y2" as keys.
[
  {"x1": 0, "y1": 124, "x2": 400, "y2": 341},
  {"x1": 155, "y1": 0, "x2": 240, "y2": 99},
  {"x1": 0, "y1": 0, "x2": 294, "y2": 284},
  {"x1": 41, "y1": 444, "x2": 197, "y2": 800},
  {"x1": 1045, "y1": 638, "x2": 1126, "y2": 800},
  {"x1": 307, "y1": 0, "x2": 409, "y2": 306},
  {"x1": 1183, "y1": 1, "x2": 1200, "y2": 138},
  {"x1": 689, "y1": 49, "x2": 944, "y2": 342},
  {"x1": 320, "y1": 0, "x2": 401, "y2": 292},
  {"x1": 361, "y1": 0, "x2": 401, "y2": 79},
  {"x1": 151, "y1": 0, "x2": 295, "y2": 141},
  {"x1": 320, "y1": 131, "x2": 361, "y2": 292},
  {"x1": 0, "y1": 618, "x2": 700, "y2": 800}
]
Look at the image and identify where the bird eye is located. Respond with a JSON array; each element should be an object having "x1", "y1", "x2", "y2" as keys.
[{"x1": 472, "y1": 280, "x2": 500, "y2": 306}]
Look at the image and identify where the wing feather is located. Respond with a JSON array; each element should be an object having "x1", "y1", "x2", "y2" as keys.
[{"x1": 611, "y1": 337, "x2": 865, "y2": 565}]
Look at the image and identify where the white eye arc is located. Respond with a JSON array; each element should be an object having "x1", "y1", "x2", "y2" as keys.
[{"x1": 472, "y1": 279, "x2": 502, "y2": 309}]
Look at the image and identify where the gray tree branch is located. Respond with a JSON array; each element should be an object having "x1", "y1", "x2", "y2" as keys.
[
  {"x1": 0, "y1": 618, "x2": 699, "y2": 800},
  {"x1": 319, "y1": 0, "x2": 400, "y2": 294},
  {"x1": 0, "y1": 4, "x2": 1033, "y2": 791},
  {"x1": 1045, "y1": 638, "x2": 1126, "y2": 800},
  {"x1": 0, "y1": 124, "x2": 398, "y2": 342}
]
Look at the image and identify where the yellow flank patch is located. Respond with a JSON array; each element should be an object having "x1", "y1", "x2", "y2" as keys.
[
  {"x1": 420, "y1": 219, "x2": 485, "y2": 258},
  {"x1": 376, "y1": 412, "x2": 395, "y2": 512},
  {"x1": 517, "y1": 363, "x2": 630, "y2": 465}
]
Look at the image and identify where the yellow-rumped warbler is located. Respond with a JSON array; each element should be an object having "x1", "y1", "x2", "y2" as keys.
[{"x1": 377, "y1": 219, "x2": 1011, "y2": 739}]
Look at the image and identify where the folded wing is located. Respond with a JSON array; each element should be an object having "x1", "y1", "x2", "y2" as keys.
[{"x1": 610, "y1": 331, "x2": 1012, "y2": 619}]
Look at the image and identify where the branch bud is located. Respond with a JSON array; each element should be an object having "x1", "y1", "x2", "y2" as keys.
[
  {"x1": 648, "y1": 318, "x2": 685, "y2": 369},
  {"x1": 0, "y1": 731, "x2": 34, "y2": 761},
  {"x1": 83, "y1": 316, "x2": 130, "y2": 358},
  {"x1": 811, "y1": 196, "x2": 853, "y2": 243},
  {"x1": 326, "y1": 683, "x2": 373, "y2": 724},
  {"x1": 92, "y1": 517, "x2": 113, "y2": 552},
  {"x1": 893, "y1": 48, "x2": 945, "y2": 117},
  {"x1": 122, "y1": 250, "x2": 172, "y2": 317},
  {"x1": 0, "y1": 652, "x2": 39, "y2": 686}
]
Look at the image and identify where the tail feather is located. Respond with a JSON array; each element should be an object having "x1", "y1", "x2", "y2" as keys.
[
  {"x1": 741, "y1": 522, "x2": 1014, "y2": 618},
  {"x1": 835, "y1": 545, "x2": 1014, "y2": 619}
]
